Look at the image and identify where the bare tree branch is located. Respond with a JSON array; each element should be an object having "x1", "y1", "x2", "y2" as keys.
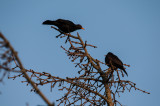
[
  {"x1": 0, "y1": 27, "x2": 150, "y2": 106},
  {"x1": 0, "y1": 32, "x2": 53, "y2": 106}
]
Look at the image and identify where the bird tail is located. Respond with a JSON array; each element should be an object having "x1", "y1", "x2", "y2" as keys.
[
  {"x1": 122, "y1": 67, "x2": 128, "y2": 76},
  {"x1": 42, "y1": 20, "x2": 56, "y2": 25}
]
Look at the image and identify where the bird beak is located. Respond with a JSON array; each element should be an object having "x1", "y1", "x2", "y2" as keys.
[{"x1": 81, "y1": 27, "x2": 85, "y2": 30}]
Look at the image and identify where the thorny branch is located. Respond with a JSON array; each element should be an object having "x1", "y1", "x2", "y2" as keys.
[{"x1": 0, "y1": 28, "x2": 150, "y2": 106}]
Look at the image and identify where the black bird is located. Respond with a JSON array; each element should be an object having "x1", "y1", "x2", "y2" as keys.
[
  {"x1": 105, "y1": 52, "x2": 128, "y2": 76},
  {"x1": 42, "y1": 19, "x2": 84, "y2": 33}
]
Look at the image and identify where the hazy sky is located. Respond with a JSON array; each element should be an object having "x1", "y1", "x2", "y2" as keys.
[{"x1": 0, "y1": 0, "x2": 160, "y2": 106}]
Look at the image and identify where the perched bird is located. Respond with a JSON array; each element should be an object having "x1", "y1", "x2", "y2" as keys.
[
  {"x1": 105, "y1": 52, "x2": 128, "y2": 76},
  {"x1": 42, "y1": 19, "x2": 84, "y2": 33}
]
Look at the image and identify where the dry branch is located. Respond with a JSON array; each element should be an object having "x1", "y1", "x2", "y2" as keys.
[
  {"x1": 0, "y1": 27, "x2": 150, "y2": 106},
  {"x1": 0, "y1": 32, "x2": 53, "y2": 106}
]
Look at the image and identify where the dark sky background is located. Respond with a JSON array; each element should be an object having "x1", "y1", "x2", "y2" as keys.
[{"x1": 0, "y1": 0, "x2": 160, "y2": 106}]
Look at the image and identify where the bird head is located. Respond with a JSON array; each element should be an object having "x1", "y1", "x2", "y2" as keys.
[{"x1": 76, "y1": 24, "x2": 85, "y2": 30}]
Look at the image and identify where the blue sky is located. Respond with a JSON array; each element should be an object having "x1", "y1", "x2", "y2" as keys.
[{"x1": 0, "y1": 0, "x2": 160, "y2": 106}]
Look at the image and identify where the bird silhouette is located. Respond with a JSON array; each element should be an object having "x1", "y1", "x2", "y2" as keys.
[
  {"x1": 105, "y1": 52, "x2": 128, "y2": 76},
  {"x1": 42, "y1": 19, "x2": 84, "y2": 33}
]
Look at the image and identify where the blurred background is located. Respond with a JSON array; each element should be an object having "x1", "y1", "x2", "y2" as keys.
[{"x1": 0, "y1": 0, "x2": 160, "y2": 106}]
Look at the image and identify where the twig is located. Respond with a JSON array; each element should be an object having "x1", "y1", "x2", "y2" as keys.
[{"x1": 0, "y1": 32, "x2": 53, "y2": 106}]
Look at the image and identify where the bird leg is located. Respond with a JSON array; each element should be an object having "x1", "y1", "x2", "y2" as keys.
[
  {"x1": 106, "y1": 61, "x2": 115, "y2": 82},
  {"x1": 65, "y1": 32, "x2": 71, "y2": 43},
  {"x1": 65, "y1": 35, "x2": 70, "y2": 43},
  {"x1": 106, "y1": 69, "x2": 114, "y2": 83},
  {"x1": 84, "y1": 41, "x2": 87, "y2": 48},
  {"x1": 116, "y1": 70, "x2": 121, "y2": 81},
  {"x1": 56, "y1": 33, "x2": 62, "y2": 38}
]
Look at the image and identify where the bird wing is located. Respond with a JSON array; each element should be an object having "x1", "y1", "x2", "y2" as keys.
[
  {"x1": 57, "y1": 19, "x2": 75, "y2": 25},
  {"x1": 111, "y1": 55, "x2": 128, "y2": 76},
  {"x1": 111, "y1": 54, "x2": 123, "y2": 67}
]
